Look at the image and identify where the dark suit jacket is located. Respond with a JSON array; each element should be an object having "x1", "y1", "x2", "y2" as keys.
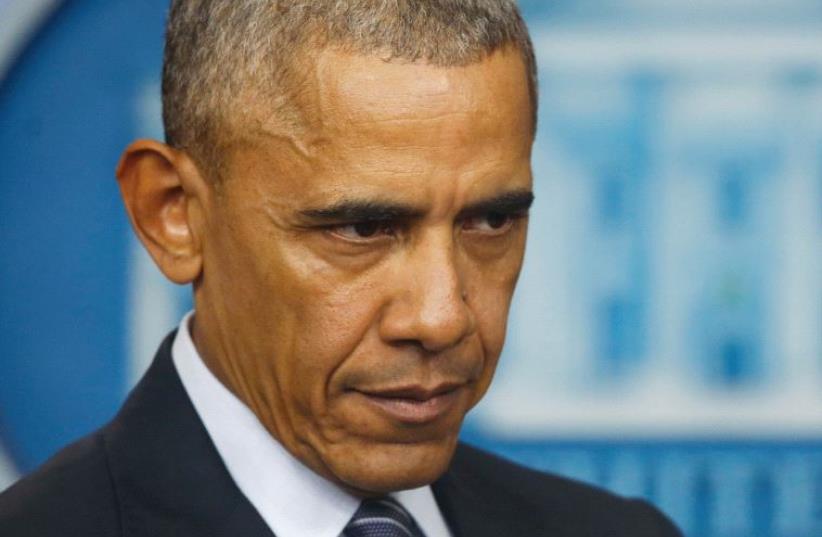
[{"x1": 0, "y1": 334, "x2": 682, "y2": 536}]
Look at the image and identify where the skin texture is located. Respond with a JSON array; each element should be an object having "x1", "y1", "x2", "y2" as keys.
[{"x1": 116, "y1": 47, "x2": 534, "y2": 496}]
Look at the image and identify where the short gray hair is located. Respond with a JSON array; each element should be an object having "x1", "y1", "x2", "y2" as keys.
[{"x1": 162, "y1": 0, "x2": 538, "y2": 177}]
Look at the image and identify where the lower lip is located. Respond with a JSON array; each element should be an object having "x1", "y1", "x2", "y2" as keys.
[{"x1": 358, "y1": 389, "x2": 461, "y2": 424}]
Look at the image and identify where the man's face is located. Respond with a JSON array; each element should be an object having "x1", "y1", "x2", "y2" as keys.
[{"x1": 193, "y1": 48, "x2": 534, "y2": 494}]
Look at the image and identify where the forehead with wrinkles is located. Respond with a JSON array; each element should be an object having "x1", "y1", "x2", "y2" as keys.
[
  {"x1": 296, "y1": 47, "x2": 532, "y2": 147},
  {"x1": 161, "y1": 0, "x2": 537, "y2": 177}
]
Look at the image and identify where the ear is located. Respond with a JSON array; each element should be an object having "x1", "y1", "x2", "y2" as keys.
[{"x1": 116, "y1": 140, "x2": 208, "y2": 284}]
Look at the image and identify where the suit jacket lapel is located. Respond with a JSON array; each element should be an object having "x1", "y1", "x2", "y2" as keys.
[
  {"x1": 432, "y1": 444, "x2": 562, "y2": 537},
  {"x1": 102, "y1": 333, "x2": 275, "y2": 537}
]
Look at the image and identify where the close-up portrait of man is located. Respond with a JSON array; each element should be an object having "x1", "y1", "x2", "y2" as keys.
[{"x1": 0, "y1": 1, "x2": 682, "y2": 536}]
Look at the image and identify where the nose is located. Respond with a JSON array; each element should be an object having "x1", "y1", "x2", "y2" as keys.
[{"x1": 379, "y1": 231, "x2": 476, "y2": 353}]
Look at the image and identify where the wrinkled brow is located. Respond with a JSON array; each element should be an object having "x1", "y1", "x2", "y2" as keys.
[
  {"x1": 299, "y1": 189, "x2": 535, "y2": 223},
  {"x1": 299, "y1": 201, "x2": 425, "y2": 223},
  {"x1": 456, "y1": 190, "x2": 534, "y2": 220}
]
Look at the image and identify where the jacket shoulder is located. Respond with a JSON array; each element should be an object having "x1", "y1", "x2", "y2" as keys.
[
  {"x1": 0, "y1": 431, "x2": 120, "y2": 536},
  {"x1": 449, "y1": 443, "x2": 682, "y2": 537}
]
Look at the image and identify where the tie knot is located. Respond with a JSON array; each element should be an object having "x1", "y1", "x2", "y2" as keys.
[{"x1": 343, "y1": 497, "x2": 424, "y2": 537}]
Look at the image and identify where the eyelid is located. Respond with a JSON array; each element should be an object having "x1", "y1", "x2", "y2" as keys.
[
  {"x1": 461, "y1": 205, "x2": 531, "y2": 220},
  {"x1": 325, "y1": 220, "x2": 399, "y2": 242},
  {"x1": 461, "y1": 209, "x2": 529, "y2": 223},
  {"x1": 461, "y1": 210, "x2": 528, "y2": 235},
  {"x1": 320, "y1": 208, "x2": 528, "y2": 241}
]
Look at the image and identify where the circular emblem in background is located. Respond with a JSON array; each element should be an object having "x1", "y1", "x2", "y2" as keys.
[{"x1": 0, "y1": 0, "x2": 173, "y2": 478}]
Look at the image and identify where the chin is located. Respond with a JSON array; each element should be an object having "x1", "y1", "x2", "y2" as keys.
[{"x1": 330, "y1": 434, "x2": 460, "y2": 496}]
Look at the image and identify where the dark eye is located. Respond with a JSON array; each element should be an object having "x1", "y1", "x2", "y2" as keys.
[
  {"x1": 352, "y1": 221, "x2": 380, "y2": 238},
  {"x1": 331, "y1": 221, "x2": 394, "y2": 241},
  {"x1": 486, "y1": 212, "x2": 508, "y2": 229},
  {"x1": 462, "y1": 212, "x2": 515, "y2": 234}
]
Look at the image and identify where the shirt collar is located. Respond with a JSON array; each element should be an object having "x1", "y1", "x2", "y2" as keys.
[{"x1": 171, "y1": 311, "x2": 452, "y2": 537}]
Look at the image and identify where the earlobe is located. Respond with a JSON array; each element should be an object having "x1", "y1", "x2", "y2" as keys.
[{"x1": 116, "y1": 139, "x2": 206, "y2": 285}]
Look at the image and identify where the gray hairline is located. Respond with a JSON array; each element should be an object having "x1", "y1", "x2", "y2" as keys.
[{"x1": 161, "y1": 3, "x2": 539, "y2": 178}]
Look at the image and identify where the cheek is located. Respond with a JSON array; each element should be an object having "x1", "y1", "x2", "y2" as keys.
[
  {"x1": 473, "y1": 290, "x2": 512, "y2": 359},
  {"x1": 464, "y1": 245, "x2": 525, "y2": 372},
  {"x1": 465, "y1": 286, "x2": 514, "y2": 407},
  {"x1": 281, "y1": 282, "x2": 390, "y2": 448},
  {"x1": 277, "y1": 261, "x2": 388, "y2": 405}
]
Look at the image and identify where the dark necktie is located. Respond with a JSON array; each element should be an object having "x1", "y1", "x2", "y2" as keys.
[{"x1": 342, "y1": 497, "x2": 426, "y2": 537}]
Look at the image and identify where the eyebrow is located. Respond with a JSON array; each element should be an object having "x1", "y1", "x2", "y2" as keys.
[
  {"x1": 299, "y1": 200, "x2": 425, "y2": 223},
  {"x1": 456, "y1": 190, "x2": 535, "y2": 220},
  {"x1": 298, "y1": 189, "x2": 535, "y2": 223}
]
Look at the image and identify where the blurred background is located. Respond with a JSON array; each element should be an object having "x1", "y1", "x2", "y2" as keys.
[{"x1": 2, "y1": 1, "x2": 822, "y2": 536}]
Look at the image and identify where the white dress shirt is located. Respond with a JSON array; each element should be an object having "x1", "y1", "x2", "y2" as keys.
[{"x1": 171, "y1": 312, "x2": 452, "y2": 537}]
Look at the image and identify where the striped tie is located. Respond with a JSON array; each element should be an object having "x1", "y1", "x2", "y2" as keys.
[{"x1": 342, "y1": 497, "x2": 426, "y2": 537}]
